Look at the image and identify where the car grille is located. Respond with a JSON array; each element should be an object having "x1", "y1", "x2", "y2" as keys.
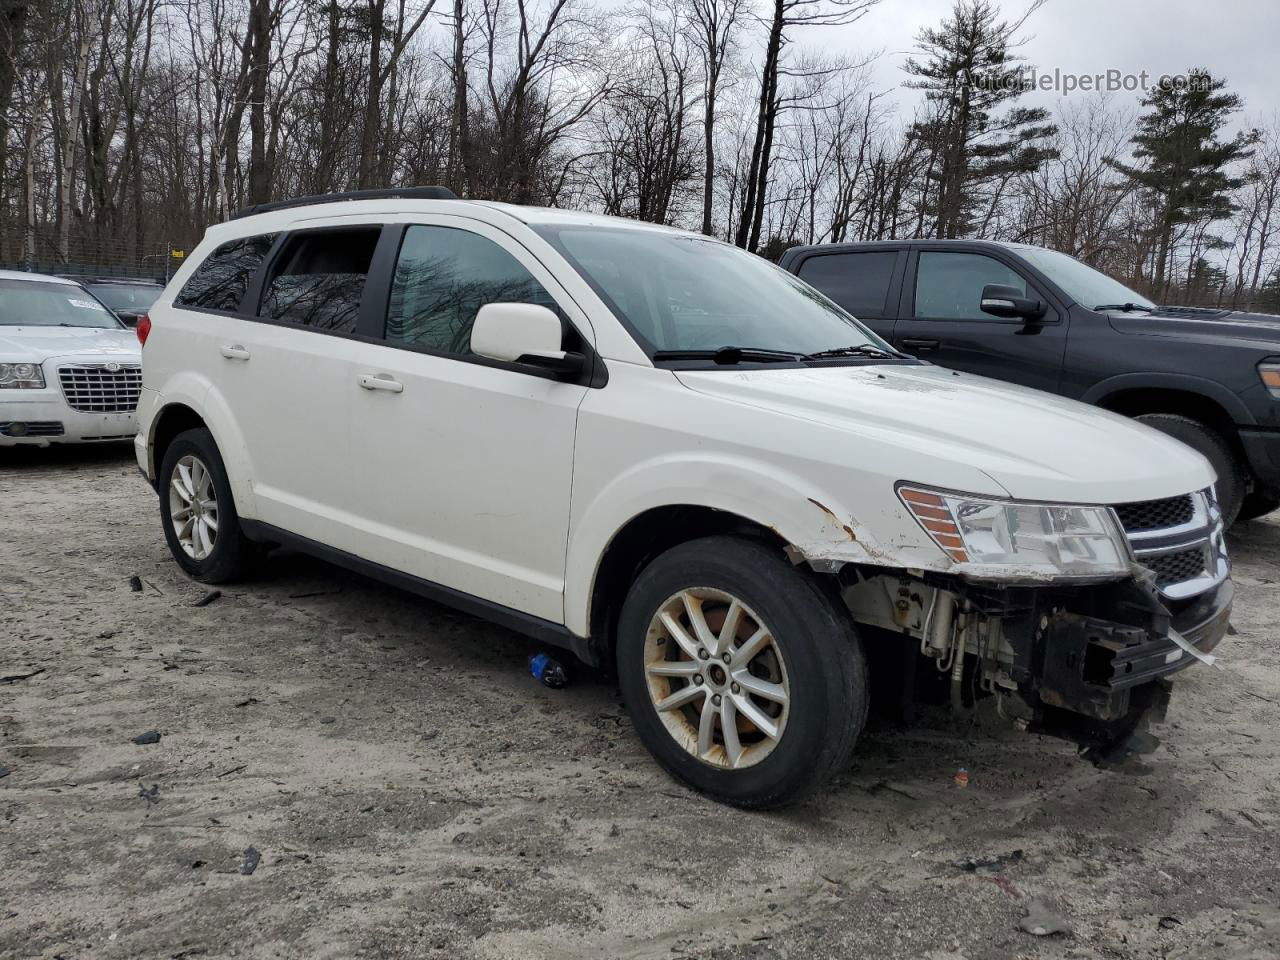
[
  {"x1": 1113, "y1": 494, "x2": 1194, "y2": 532},
  {"x1": 0, "y1": 421, "x2": 64, "y2": 437},
  {"x1": 58, "y1": 363, "x2": 142, "y2": 413},
  {"x1": 1112, "y1": 490, "x2": 1227, "y2": 599}
]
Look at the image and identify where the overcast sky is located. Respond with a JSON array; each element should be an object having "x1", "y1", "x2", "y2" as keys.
[{"x1": 811, "y1": 0, "x2": 1277, "y2": 127}]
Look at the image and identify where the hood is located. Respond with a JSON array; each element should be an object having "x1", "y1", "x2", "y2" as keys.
[
  {"x1": 674, "y1": 363, "x2": 1213, "y2": 504},
  {"x1": 1110, "y1": 307, "x2": 1280, "y2": 346},
  {"x1": 0, "y1": 325, "x2": 139, "y2": 360}
]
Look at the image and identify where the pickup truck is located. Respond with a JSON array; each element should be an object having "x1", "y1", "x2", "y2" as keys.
[{"x1": 780, "y1": 239, "x2": 1280, "y2": 526}]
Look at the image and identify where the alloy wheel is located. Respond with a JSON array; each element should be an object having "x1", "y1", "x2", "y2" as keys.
[
  {"x1": 169, "y1": 454, "x2": 218, "y2": 561},
  {"x1": 643, "y1": 587, "x2": 790, "y2": 769}
]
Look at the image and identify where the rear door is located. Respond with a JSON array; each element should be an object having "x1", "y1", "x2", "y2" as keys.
[
  {"x1": 893, "y1": 247, "x2": 1068, "y2": 393},
  {"x1": 791, "y1": 247, "x2": 904, "y2": 342},
  {"x1": 342, "y1": 217, "x2": 593, "y2": 622},
  {"x1": 209, "y1": 219, "x2": 385, "y2": 548}
]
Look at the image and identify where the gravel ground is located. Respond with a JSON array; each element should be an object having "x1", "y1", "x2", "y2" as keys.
[{"x1": 2, "y1": 445, "x2": 1278, "y2": 960}]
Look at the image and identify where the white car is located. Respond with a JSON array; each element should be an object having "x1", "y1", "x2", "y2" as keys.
[
  {"x1": 134, "y1": 188, "x2": 1231, "y2": 807},
  {"x1": 0, "y1": 270, "x2": 142, "y2": 446}
]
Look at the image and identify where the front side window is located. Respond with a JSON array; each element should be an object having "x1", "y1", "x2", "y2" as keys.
[
  {"x1": 260, "y1": 228, "x2": 380, "y2": 334},
  {"x1": 176, "y1": 234, "x2": 277, "y2": 312},
  {"x1": 1015, "y1": 246, "x2": 1155, "y2": 311},
  {"x1": 914, "y1": 252, "x2": 1028, "y2": 320},
  {"x1": 0, "y1": 279, "x2": 122, "y2": 328},
  {"x1": 797, "y1": 251, "x2": 898, "y2": 319},
  {"x1": 534, "y1": 226, "x2": 888, "y2": 358},
  {"x1": 386, "y1": 225, "x2": 559, "y2": 357}
]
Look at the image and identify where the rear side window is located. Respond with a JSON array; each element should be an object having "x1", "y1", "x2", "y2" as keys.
[
  {"x1": 386, "y1": 225, "x2": 559, "y2": 358},
  {"x1": 260, "y1": 228, "x2": 381, "y2": 334},
  {"x1": 176, "y1": 234, "x2": 277, "y2": 312},
  {"x1": 797, "y1": 251, "x2": 897, "y2": 319},
  {"x1": 914, "y1": 252, "x2": 1027, "y2": 320}
]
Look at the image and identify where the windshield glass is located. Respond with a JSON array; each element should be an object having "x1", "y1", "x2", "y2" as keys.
[
  {"x1": 534, "y1": 226, "x2": 891, "y2": 358},
  {"x1": 0, "y1": 279, "x2": 122, "y2": 328},
  {"x1": 1017, "y1": 246, "x2": 1156, "y2": 311},
  {"x1": 88, "y1": 283, "x2": 160, "y2": 312}
]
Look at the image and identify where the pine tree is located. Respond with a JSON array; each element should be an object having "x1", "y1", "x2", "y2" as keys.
[
  {"x1": 904, "y1": 0, "x2": 1056, "y2": 239},
  {"x1": 1109, "y1": 69, "x2": 1258, "y2": 296}
]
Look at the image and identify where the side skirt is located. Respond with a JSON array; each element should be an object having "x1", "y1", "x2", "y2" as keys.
[{"x1": 240, "y1": 519, "x2": 598, "y2": 666}]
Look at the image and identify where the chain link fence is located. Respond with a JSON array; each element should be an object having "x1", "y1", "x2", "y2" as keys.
[{"x1": 0, "y1": 227, "x2": 181, "y2": 282}]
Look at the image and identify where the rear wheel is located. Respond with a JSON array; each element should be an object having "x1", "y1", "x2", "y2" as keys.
[
  {"x1": 159, "y1": 428, "x2": 257, "y2": 583},
  {"x1": 1136, "y1": 414, "x2": 1244, "y2": 526},
  {"x1": 616, "y1": 536, "x2": 867, "y2": 808}
]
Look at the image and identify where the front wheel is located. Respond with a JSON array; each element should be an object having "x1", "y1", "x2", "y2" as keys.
[
  {"x1": 158, "y1": 428, "x2": 258, "y2": 583},
  {"x1": 616, "y1": 536, "x2": 867, "y2": 808}
]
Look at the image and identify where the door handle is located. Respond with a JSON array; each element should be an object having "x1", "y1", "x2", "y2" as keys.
[
  {"x1": 220, "y1": 344, "x2": 250, "y2": 360},
  {"x1": 359, "y1": 374, "x2": 404, "y2": 393},
  {"x1": 901, "y1": 338, "x2": 940, "y2": 352}
]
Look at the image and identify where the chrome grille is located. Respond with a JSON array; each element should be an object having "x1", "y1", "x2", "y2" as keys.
[
  {"x1": 1114, "y1": 495, "x2": 1194, "y2": 533},
  {"x1": 57, "y1": 363, "x2": 142, "y2": 413},
  {"x1": 1113, "y1": 489, "x2": 1228, "y2": 600}
]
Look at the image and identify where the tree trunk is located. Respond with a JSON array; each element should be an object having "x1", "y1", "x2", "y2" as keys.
[
  {"x1": 58, "y1": 26, "x2": 95, "y2": 261},
  {"x1": 357, "y1": 0, "x2": 386, "y2": 189},
  {"x1": 247, "y1": 0, "x2": 273, "y2": 204},
  {"x1": 734, "y1": 0, "x2": 782, "y2": 251}
]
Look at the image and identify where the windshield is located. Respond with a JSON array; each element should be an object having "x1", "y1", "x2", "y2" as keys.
[
  {"x1": 534, "y1": 226, "x2": 891, "y2": 360},
  {"x1": 0, "y1": 279, "x2": 122, "y2": 328},
  {"x1": 88, "y1": 282, "x2": 160, "y2": 312},
  {"x1": 1017, "y1": 246, "x2": 1156, "y2": 311}
]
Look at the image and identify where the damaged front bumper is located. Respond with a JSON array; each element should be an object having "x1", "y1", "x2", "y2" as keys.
[{"x1": 843, "y1": 567, "x2": 1232, "y2": 748}]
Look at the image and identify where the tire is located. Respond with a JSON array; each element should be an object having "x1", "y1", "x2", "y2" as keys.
[
  {"x1": 1136, "y1": 414, "x2": 1245, "y2": 526},
  {"x1": 158, "y1": 427, "x2": 258, "y2": 583},
  {"x1": 616, "y1": 535, "x2": 868, "y2": 808},
  {"x1": 1238, "y1": 490, "x2": 1280, "y2": 523}
]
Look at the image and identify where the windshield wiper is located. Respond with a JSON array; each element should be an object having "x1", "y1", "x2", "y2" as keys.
[
  {"x1": 1093, "y1": 302, "x2": 1153, "y2": 313},
  {"x1": 802, "y1": 343, "x2": 905, "y2": 361},
  {"x1": 652, "y1": 346, "x2": 802, "y2": 364}
]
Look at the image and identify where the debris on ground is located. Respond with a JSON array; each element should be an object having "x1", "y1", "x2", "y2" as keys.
[
  {"x1": 529, "y1": 652, "x2": 568, "y2": 688},
  {"x1": 193, "y1": 590, "x2": 222, "y2": 608},
  {"x1": 234, "y1": 697, "x2": 260, "y2": 708},
  {"x1": 131, "y1": 730, "x2": 162, "y2": 745},
  {"x1": 137, "y1": 784, "x2": 160, "y2": 807},
  {"x1": 240, "y1": 847, "x2": 261, "y2": 875},
  {"x1": 1018, "y1": 899, "x2": 1071, "y2": 937},
  {"x1": 952, "y1": 850, "x2": 1023, "y2": 873},
  {"x1": 1159, "y1": 915, "x2": 1183, "y2": 929},
  {"x1": 0, "y1": 766, "x2": 10, "y2": 779},
  {"x1": 953, "y1": 767, "x2": 970, "y2": 788},
  {"x1": 128, "y1": 576, "x2": 143, "y2": 592},
  {"x1": 0, "y1": 668, "x2": 45, "y2": 684}
]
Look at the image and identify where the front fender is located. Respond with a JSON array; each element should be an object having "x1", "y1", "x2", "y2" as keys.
[
  {"x1": 563, "y1": 451, "x2": 947, "y2": 636},
  {"x1": 1081, "y1": 372, "x2": 1254, "y2": 426}
]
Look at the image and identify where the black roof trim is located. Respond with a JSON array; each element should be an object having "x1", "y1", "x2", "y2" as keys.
[{"x1": 230, "y1": 186, "x2": 459, "y2": 221}]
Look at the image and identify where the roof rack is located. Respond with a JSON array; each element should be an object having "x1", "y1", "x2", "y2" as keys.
[{"x1": 230, "y1": 186, "x2": 459, "y2": 220}]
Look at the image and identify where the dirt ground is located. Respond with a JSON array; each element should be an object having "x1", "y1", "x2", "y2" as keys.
[{"x1": 2, "y1": 445, "x2": 1278, "y2": 960}]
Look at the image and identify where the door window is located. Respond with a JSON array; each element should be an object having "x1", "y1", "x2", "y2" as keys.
[
  {"x1": 914, "y1": 252, "x2": 1027, "y2": 320},
  {"x1": 260, "y1": 228, "x2": 381, "y2": 334},
  {"x1": 797, "y1": 251, "x2": 897, "y2": 318},
  {"x1": 386, "y1": 225, "x2": 560, "y2": 358},
  {"x1": 175, "y1": 234, "x2": 277, "y2": 313}
]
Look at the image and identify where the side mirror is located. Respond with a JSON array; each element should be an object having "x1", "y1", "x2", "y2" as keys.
[
  {"x1": 980, "y1": 284, "x2": 1046, "y2": 321},
  {"x1": 471, "y1": 303, "x2": 585, "y2": 375}
]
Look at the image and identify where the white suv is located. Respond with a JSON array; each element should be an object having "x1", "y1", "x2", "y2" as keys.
[{"x1": 135, "y1": 188, "x2": 1231, "y2": 807}]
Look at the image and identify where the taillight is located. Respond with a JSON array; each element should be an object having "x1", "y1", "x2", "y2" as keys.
[{"x1": 136, "y1": 312, "x2": 151, "y2": 346}]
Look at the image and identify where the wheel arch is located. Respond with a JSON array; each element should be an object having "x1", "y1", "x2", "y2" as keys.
[
  {"x1": 1083, "y1": 373, "x2": 1254, "y2": 429},
  {"x1": 148, "y1": 391, "x2": 257, "y2": 519}
]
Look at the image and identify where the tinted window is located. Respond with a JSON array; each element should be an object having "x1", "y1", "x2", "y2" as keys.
[
  {"x1": 387, "y1": 225, "x2": 559, "y2": 357},
  {"x1": 915, "y1": 252, "x2": 1027, "y2": 319},
  {"x1": 797, "y1": 251, "x2": 897, "y2": 318},
  {"x1": 88, "y1": 283, "x2": 161, "y2": 312},
  {"x1": 176, "y1": 234, "x2": 276, "y2": 312},
  {"x1": 261, "y1": 229, "x2": 380, "y2": 334}
]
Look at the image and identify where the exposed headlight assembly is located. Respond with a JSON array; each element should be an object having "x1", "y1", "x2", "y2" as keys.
[
  {"x1": 0, "y1": 362, "x2": 45, "y2": 389},
  {"x1": 898, "y1": 485, "x2": 1131, "y2": 580}
]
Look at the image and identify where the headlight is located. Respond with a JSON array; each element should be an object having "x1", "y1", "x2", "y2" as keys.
[
  {"x1": 1258, "y1": 361, "x2": 1280, "y2": 398},
  {"x1": 898, "y1": 485, "x2": 1131, "y2": 579},
  {"x1": 0, "y1": 362, "x2": 45, "y2": 389}
]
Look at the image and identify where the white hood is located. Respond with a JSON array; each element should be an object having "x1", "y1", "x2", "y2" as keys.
[
  {"x1": 674, "y1": 364, "x2": 1214, "y2": 504},
  {"x1": 0, "y1": 325, "x2": 139, "y2": 361}
]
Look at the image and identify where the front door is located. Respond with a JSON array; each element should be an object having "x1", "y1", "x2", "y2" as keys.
[
  {"x1": 344, "y1": 218, "x2": 592, "y2": 623},
  {"x1": 894, "y1": 248, "x2": 1068, "y2": 394}
]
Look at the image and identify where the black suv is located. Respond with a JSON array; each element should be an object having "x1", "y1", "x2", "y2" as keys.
[{"x1": 780, "y1": 239, "x2": 1280, "y2": 525}]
